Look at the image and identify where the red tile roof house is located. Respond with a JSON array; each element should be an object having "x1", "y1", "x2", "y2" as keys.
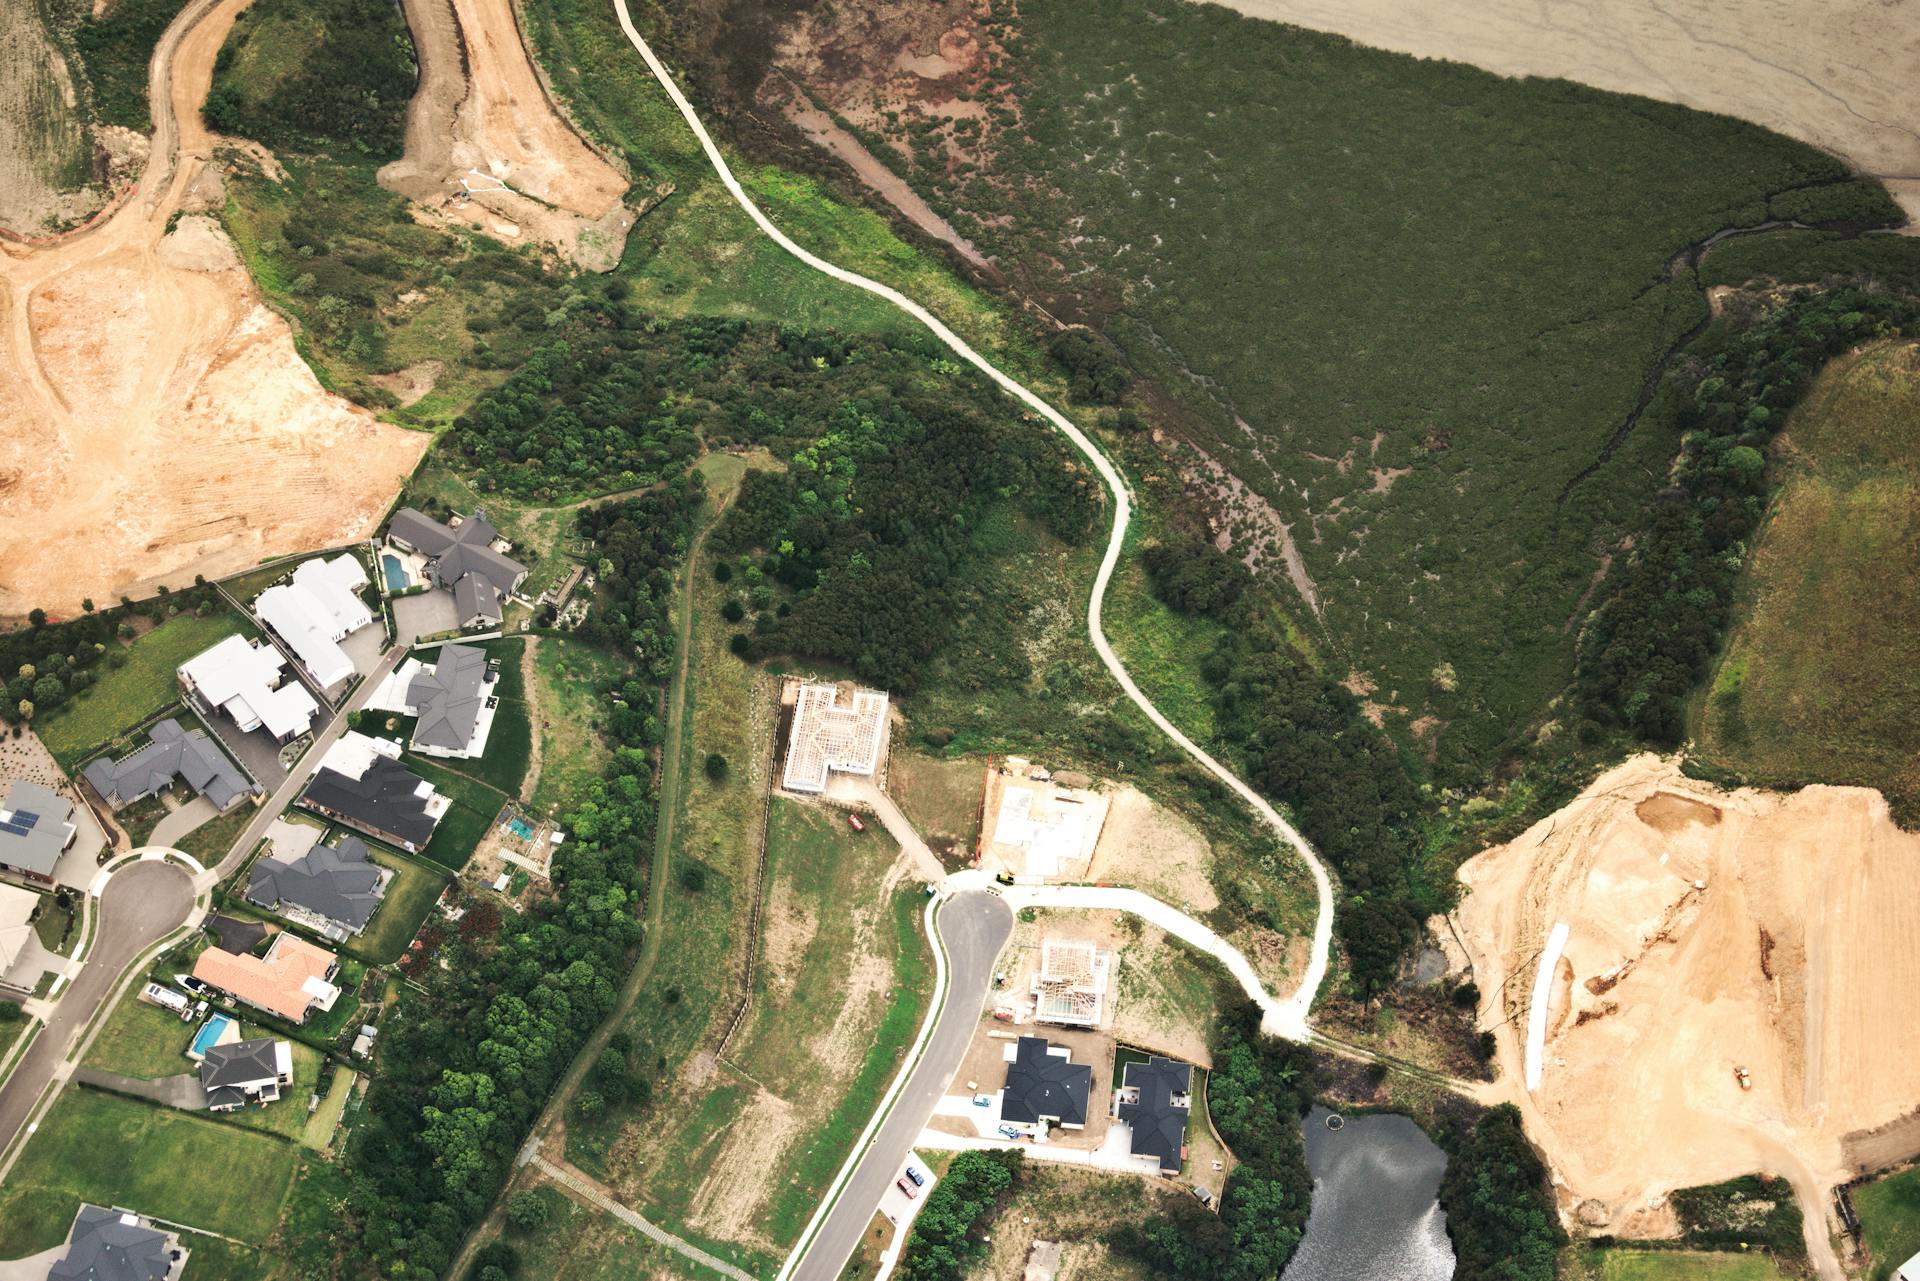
[{"x1": 191, "y1": 933, "x2": 342, "y2": 1025}]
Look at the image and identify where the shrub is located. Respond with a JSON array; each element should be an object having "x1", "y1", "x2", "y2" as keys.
[
  {"x1": 704, "y1": 752, "x2": 729, "y2": 782},
  {"x1": 505, "y1": 1190, "x2": 549, "y2": 1233}
]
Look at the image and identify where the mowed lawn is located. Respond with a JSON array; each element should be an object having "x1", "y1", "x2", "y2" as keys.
[
  {"x1": 1856, "y1": 1166, "x2": 1920, "y2": 1280},
  {"x1": 410, "y1": 757, "x2": 506, "y2": 871},
  {"x1": 1695, "y1": 341, "x2": 1920, "y2": 821},
  {"x1": 81, "y1": 993, "x2": 324, "y2": 1141},
  {"x1": 0, "y1": 1088, "x2": 297, "y2": 1254},
  {"x1": 1597, "y1": 1251, "x2": 1792, "y2": 1281},
  {"x1": 39, "y1": 611, "x2": 249, "y2": 767},
  {"x1": 349, "y1": 844, "x2": 451, "y2": 964}
]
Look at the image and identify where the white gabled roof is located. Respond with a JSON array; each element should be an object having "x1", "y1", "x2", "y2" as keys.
[
  {"x1": 291, "y1": 555, "x2": 375, "y2": 635},
  {"x1": 179, "y1": 634, "x2": 318, "y2": 740}
]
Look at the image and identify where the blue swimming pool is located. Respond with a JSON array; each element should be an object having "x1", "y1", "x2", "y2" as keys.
[
  {"x1": 381, "y1": 553, "x2": 410, "y2": 593},
  {"x1": 189, "y1": 1012, "x2": 234, "y2": 1059},
  {"x1": 503, "y1": 816, "x2": 535, "y2": 841}
]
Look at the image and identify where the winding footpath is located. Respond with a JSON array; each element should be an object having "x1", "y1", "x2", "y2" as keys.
[{"x1": 607, "y1": 0, "x2": 1334, "y2": 1041}]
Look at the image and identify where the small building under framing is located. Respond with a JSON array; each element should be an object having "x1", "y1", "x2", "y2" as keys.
[
  {"x1": 779, "y1": 680, "x2": 890, "y2": 795},
  {"x1": 1032, "y1": 937, "x2": 1112, "y2": 1027}
]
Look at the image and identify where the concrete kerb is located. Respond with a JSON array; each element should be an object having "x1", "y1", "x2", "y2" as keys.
[
  {"x1": 89, "y1": 847, "x2": 208, "y2": 898},
  {"x1": 774, "y1": 889, "x2": 952, "y2": 1281},
  {"x1": 0, "y1": 1018, "x2": 45, "y2": 1095},
  {"x1": 0, "y1": 909, "x2": 201, "y2": 1182}
]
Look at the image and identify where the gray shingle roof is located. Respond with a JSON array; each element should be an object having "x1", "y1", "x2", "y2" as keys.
[
  {"x1": 300, "y1": 757, "x2": 441, "y2": 851},
  {"x1": 246, "y1": 834, "x2": 385, "y2": 931},
  {"x1": 1001, "y1": 1036, "x2": 1091, "y2": 1127},
  {"x1": 408, "y1": 645, "x2": 490, "y2": 750},
  {"x1": 1117, "y1": 1055, "x2": 1193, "y2": 1172},
  {"x1": 451, "y1": 573, "x2": 501, "y2": 626},
  {"x1": 0, "y1": 780, "x2": 73, "y2": 878},
  {"x1": 386, "y1": 508, "x2": 460, "y2": 555},
  {"x1": 199, "y1": 1037, "x2": 282, "y2": 1090},
  {"x1": 82, "y1": 718, "x2": 250, "y2": 812},
  {"x1": 389, "y1": 508, "x2": 524, "y2": 620},
  {"x1": 49, "y1": 1205, "x2": 172, "y2": 1281}
]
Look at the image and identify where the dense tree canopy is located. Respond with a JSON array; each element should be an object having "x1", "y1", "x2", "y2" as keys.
[
  {"x1": 1436, "y1": 1105, "x2": 1559, "y2": 1281},
  {"x1": 898, "y1": 1149, "x2": 1024, "y2": 1281}
]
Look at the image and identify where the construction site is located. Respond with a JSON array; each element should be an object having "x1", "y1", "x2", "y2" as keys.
[
  {"x1": 978, "y1": 757, "x2": 1111, "y2": 882},
  {"x1": 1455, "y1": 753, "x2": 1920, "y2": 1255}
]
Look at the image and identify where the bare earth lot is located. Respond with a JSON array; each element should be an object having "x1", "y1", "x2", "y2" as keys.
[
  {"x1": 1456, "y1": 754, "x2": 1920, "y2": 1263},
  {"x1": 1197, "y1": 0, "x2": 1920, "y2": 222},
  {"x1": 0, "y1": 0, "x2": 429, "y2": 618}
]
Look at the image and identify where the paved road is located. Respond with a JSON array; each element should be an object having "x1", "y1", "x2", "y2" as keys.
[
  {"x1": 790, "y1": 890, "x2": 1011, "y2": 1281},
  {"x1": 0, "y1": 861, "x2": 193, "y2": 1167}
]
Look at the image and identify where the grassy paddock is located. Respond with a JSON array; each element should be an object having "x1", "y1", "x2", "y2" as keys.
[
  {"x1": 0, "y1": 1087, "x2": 298, "y2": 1252},
  {"x1": 39, "y1": 611, "x2": 248, "y2": 767},
  {"x1": 1693, "y1": 340, "x2": 1920, "y2": 821},
  {"x1": 528, "y1": 636, "x2": 632, "y2": 817},
  {"x1": 1855, "y1": 1166, "x2": 1920, "y2": 1280}
]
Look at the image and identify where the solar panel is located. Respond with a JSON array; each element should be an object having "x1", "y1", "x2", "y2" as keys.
[
  {"x1": 0, "y1": 820, "x2": 29, "y2": 837},
  {"x1": 11, "y1": 811, "x2": 37, "y2": 829}
]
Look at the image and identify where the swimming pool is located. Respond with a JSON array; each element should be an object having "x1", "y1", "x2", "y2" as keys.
[
  {"x1": 188, "y1": 1012, "x2": 234, "y2": 1060},
  {"x1": 503, "y1": 816, "x2": 535, "y2": 841},
  {"x1": 381, "y1": 553, "x2": 410, "y2": 593}
]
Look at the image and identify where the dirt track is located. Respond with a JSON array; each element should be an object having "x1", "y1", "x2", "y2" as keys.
[
  {"x1": 1457, "y1": 755, "x2": 1920, "y2": 1275},
  {"x1": 1194, "y1": 0, "x2": 1920, "y2": 223},
  {"x1": 377, "y1": 0, "x2": 636, "y2": 267},
  {"x1": 0, "y1": 0, "x2": 428, "y2": 617}
]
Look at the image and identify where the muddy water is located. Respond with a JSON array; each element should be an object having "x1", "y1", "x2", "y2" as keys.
[{"x1": 1283, "y1": 1106, "x2": 1454, "y2": 1281}]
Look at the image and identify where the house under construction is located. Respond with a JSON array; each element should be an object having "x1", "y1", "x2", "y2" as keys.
[
  {"x1": 1032, "y1": 937, "x2": 1113, "y2": 1027},
  {"x1": 780, "y1": 680, "x2": 890, "y2": 795}
]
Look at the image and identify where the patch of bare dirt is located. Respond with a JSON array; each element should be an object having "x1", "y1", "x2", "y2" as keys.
[
  {"x1": 1456, "y1": 753, "x2": 1920, "y2": 1252},
  {"x1": 1086, "y1": 784, "x2": 1218, "y2": 913},
  {"x1": 684, "y1": 1086, "x2": 796, "y2": 1253},
  {"x1": 803, "y1": 951, "x2": 893, "y2": 1081},
  {"x1": 369, "y1": 359, "x2": 444, "y2": 407},
  {"x1": 378, "y1": 0, "x2": 644, "y2": 268},
  {"x1": 1195, "y1": 0, "x2": 1920, "y2": 226},
  {"x1": 758, "y1": 877, "x2": 820, "y2": 985},
  {"x1": 0, "y1": 0, "x2": 430, "y2": 617}
]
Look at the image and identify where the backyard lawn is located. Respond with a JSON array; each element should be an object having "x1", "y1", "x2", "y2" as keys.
[
  {"x1": 173, "y1": 804, "x2": 258, "y2": 866},
  {"x1": 413, "y1": 637, "x2": 533, "y2": 797},
  {"x1": 349, "y1": 844, "x2": 450, "y2": 964},
  {"x1": 410, "y1": 758, "x2": 505, "y2": 870},
  {"x1": 38, "y1": 611, "x2": 249, "y2": 767},
  {"x1": 0, "y1": 1087, "x2": 298, "y2": 1254},
  {"x1": 1856, "y1": 1166, "x2": 1920, "y2": 1280}
]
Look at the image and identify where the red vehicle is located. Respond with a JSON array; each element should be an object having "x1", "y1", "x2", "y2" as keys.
[
  {"x1": 848, "y1": 813, "x2": 866, "y2": 832},
  {"x1": 896, "y1": 1176, "x2": 917, "y2": 1199}
]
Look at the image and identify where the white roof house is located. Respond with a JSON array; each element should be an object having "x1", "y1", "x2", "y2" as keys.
[
  {"x1": 256, "y1": 555, "x2": 374, "y2": 690},
  {"x1": 178, "y1": 634, "x2": 319, "y2": 741},
  {"x1": 782, "y1": 683, "x2": 889, "y2": 794}
]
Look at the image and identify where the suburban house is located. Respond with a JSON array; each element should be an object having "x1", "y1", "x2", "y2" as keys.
[
  {"x1": 1115, "y1": 1055, "x2": 1194, "y2": 1173},
  {"x1": 81, "y1": 719, "x2": 254, "y2": 814},
  {"x1": 177, "y1": 633, "x2": 318, "y2": 743},
  {"x1": 1032, "y1": 937, "x2": 1113, "y2": 1028},
  {"x1": 366, "y1": 643, "x2": 498, "y2": 759},
  {"x1": 0, "y1": 881, "x2": 40, "y2": 991},
  {"x1": 191, "y1": 932, "x2": 342, "y2": 1025},
  {"x1": 298, "y1": 732, "x2": 448, "y2": 854},
  {"x1": 780, "y1": 681, "x2": 890, "y2": 795},
  {"x1": 198, "y1": 1037, "x2": 294, "y2": 1111},
  {"x1": 1000, "y1": 1035, "x2": 1092, "y2": 1131},
  {"x1": 385, "y1": 508, "x2": 528, "y2": 628},
  {"x1": 1897, "y1": 1250, "x2": 1920, "y2": 1281},
  {"x1": 246, "y1": 833, "x2": 389, "y2": 939},
  {"x1": 255, "y1": 554, "x2": 375, "y2": 691},
  {"x1": 48, "y1": 1204, "x2": 184, "y2": 1281},
  {"x1": 0, "y1": 779, "x2": 78, "y2": 884}
]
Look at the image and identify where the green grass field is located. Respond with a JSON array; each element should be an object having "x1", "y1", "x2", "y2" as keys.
[
  {"x1": 2, "y1": 0, "x2": 96, "y2": 231},
  {"x1": 528, "y1": 636, "x2": 632, "y2": 817},
  {"x1": 349, "y1": 843, "x2": 450, "y2": 964},
  {"x1": 1560, "y1": 1247, "x2": 1793, "y2": 1281},
  {"x1": 409, "y1": 757, "x2": 507, "y2": 870},
  {"x1": 173, "y1": 804, "x2": 257, "y2": 866},
  {"x1": 0, "y1": 1088, "x2": 298, "y2": 1253},
  {"x1": 40, "y1": 611, "x2": 248, "y2": 767},
  {"x1": 1693, "y1": 340, "x2": 1920, "y2": 822},
  {"x1": 1854, "y1": 1166, "x2": 1920, "y2": 1280}
]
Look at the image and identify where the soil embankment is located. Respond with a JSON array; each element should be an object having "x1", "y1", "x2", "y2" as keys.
[
  {"x1": 1456, "y1": 755, "x2": 1920, "y2": 1275},
  {"x1": 0, "y1": 0, "x2": 429, "y2": 617},
  {"x1": 378, "y1": 0, "x2": 640, "y2": 268},
  {"x1": 1187, "y1": 0, "x2": 1920, "y2": 224}
]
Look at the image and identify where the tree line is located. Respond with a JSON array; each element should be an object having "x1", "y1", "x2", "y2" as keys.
[
  {"x1": 342, "y1": 482, "x2": 701, "y2": 1276},
  {"x1": 1575, "y1": 285, "x2": 1914, "y2": 740}
]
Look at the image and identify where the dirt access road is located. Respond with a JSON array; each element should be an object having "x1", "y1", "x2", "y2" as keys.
[
  {"x1": 378, "y1": 0, "x2": 637, "y2": 268},
  {"x1": 0, "y1": 0, "x2": 428, "y2": 619},
  {"x1": 1456, "y1": 755, "x2": 1920, "y2": 1277},
  {"x1": 1198, "y1": 0, "x2": 1920, "y2": 223}
]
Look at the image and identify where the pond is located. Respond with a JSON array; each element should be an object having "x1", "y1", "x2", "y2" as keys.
[{"x1": 1282, "y1": 1105, "x2": 1456, "y2": 1281}]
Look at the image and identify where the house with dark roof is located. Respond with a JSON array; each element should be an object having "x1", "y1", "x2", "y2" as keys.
[
  {"x1": 198, "y1": 1037, "x2": 294, "y2": 1111},
  {"x1": 999, "y1": 1035, "x2": 1092, "y2": 1130},
  {"x1": 81, "y1": 719, "x2": 255, "y2": 815},
  {"x1": 386, "y1": 509, "x2": 528, "y2": 628},
  {"x1": 297, "y1": 732, "x2": 448, "y2": 854},
  {"x1": 48, "y1": 1204, "x2": 183, "y2": 1281},
  {"x1": 366, "y1": 644, "x2": 498, "y2": 759},
  {"x1": 0, "y1": 779, "x2": 77, "y2": 884},
  {"x1": 246, "y1": 833, "x2": 389, "y2": 939},
  {"x1": 1115, "y1": 1054, "x2": 1193, "y2": 1173}
]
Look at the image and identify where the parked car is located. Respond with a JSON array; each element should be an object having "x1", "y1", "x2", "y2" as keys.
[
  {"x1": 896, "y1": 1177, "x2": 917, "y2": 1199},
  {"x1": 972, "y1": 1094, "x2": 993, "y2": 1108},
  {"x1": 994, "y1": 871, "x2": 1015, "y2": 885},
  {"x1": 1191, "y1": 1186, "x2": 1215, "y2": 1208},
  {"x1": 848, "y1": 814, "x2": 866, "y2": 832},
  {"x1": 904, "y1": 1165, "x2": 926, "y2": 1187},
  {"x1": 998, "y1": 1124, "x2": 1025, "y2": 1140}
]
